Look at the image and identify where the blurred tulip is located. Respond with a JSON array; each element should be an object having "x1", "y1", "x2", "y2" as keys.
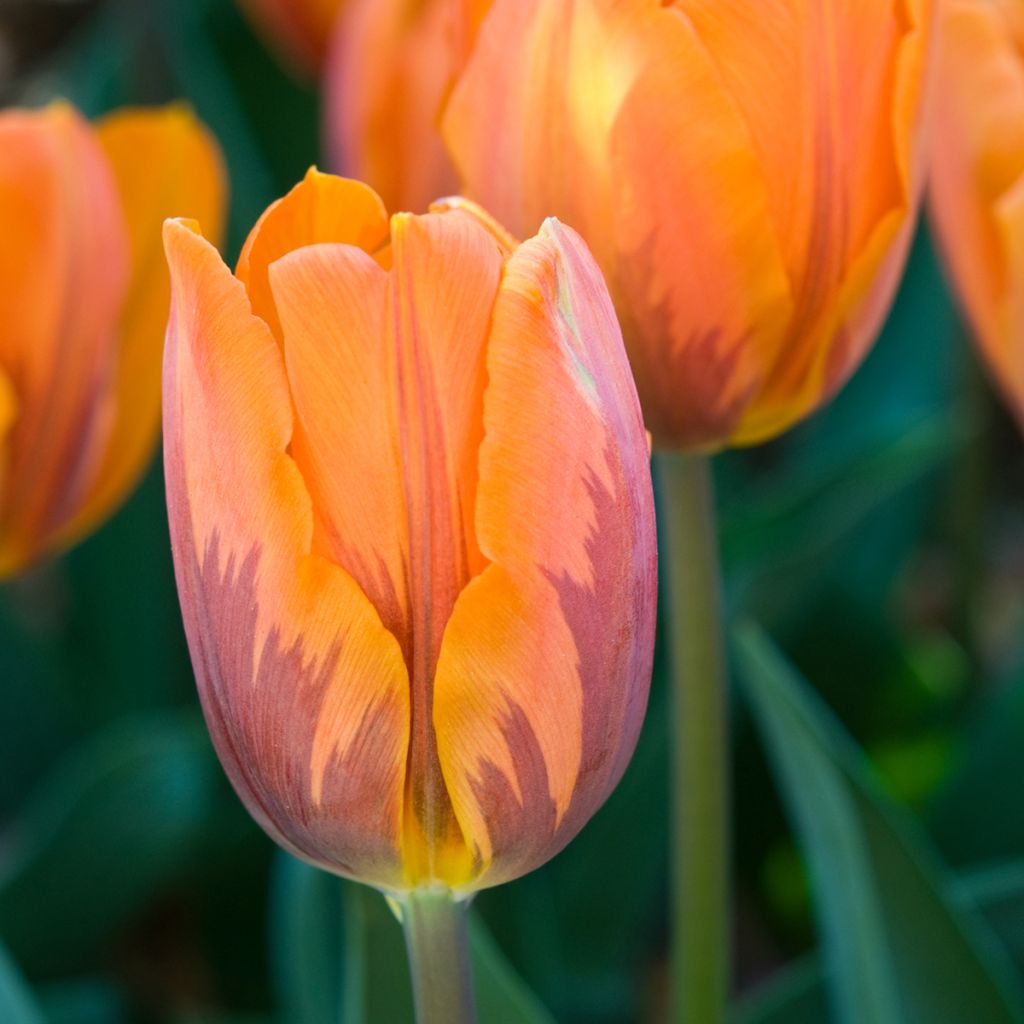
[
  {"x1": 930, "y1": 0, "x2": 1024, "y2": 428},
  {"x1": 0, "y1": 102, "x2": 226, "y2": 578},
  {"x1": 162, "y1": 169, "x2": 656, "y2": 893},
  {"x1": 324, "y1": 0, "x2": 490, "y2": 213},
  {"x1": 444, "y1": 0, "x2": 936, "y2": 449},
  {"x1": 237, "y1": 0, "x2": 345, "y2": 74}
]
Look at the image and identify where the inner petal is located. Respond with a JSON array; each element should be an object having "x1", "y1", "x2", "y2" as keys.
[{"x1": 271, "y1": 213, "x2": 502, "y2": 882}]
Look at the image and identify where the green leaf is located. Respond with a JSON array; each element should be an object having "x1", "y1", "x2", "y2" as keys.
[
  {"x1": 735, "y1": 623, "x2": 1024, "y2": 1024},
  {"x1": 930, "y1": 667, "x2": 1024, "y2": 866},
  {"x1": 960, "y1": 862, "x2": 1024, "y2": 973},
  {"x1": 36, "y1": 978, "x2": 125, "y2": 1024},
  {"x1": 0, "y1": 713, "x2": 218, "y2": 974},
  {"x1": 734, "y1": 862, "x2": 1024, "y2": 1024},
  {"x1": 469, "y1": 911, "x2": 556, "y2": 1024},
  {"x1": 731, "y1": 955, "x2": 827, "y2": 1024},
  {"x1": 0, "y1": 944, "x2": 44, "y2": 1024},
  {"x1": 270, "y1": 855, "x2": 554, "y2": 1024}
]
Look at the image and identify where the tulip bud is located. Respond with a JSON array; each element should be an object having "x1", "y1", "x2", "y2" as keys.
[
  {"x1": 929, "y1": 0, "x2": 1024, "y2": 428},
  {"x1": 0, "y1": 103, "x2": 225, "y2": 578},
  {"x1": 162, "y1": 170, "x2": 657, "y2": 893},
  {"x1": 444, "y1": 0, "x2": 936, "y2": 449}
]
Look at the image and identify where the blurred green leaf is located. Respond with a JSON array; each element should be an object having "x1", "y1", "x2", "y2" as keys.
[
  {"x1": 720, "y1": 414, "x2": 961, "y2": 618},
  {"x1": 735, "y1": 623, "x2": 1024, "y2": 1024},
  {"x1": 0, "y1": 943, "x2": 44, "y2": 1024},
  {"x1": 930, "y1": 667, "x2": 1024, "y2": 866},
  {"x1": 960, "y1": 862, "x2": 1024, "y2": 973},
  {"x1": 734, "y1": 861, "x2": 1024, "y2": 1023},
  {"x1": 469, "y1": 911, "x2": 556, "y2": 1024},
  {"x1": 271, "y1": 855, "x2": 554, "y2": 1024},
  {"x1": 731, "y1": 956, "x2": 827, "y2": 1024},
  {"x1": 0, "y1": 713, "x2": 218, "y2": 974},
  {"x1": 37, "y1": 978, "x2": 125, "y2": 1024}
]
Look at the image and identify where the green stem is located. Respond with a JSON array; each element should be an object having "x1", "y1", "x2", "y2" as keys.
[
  {"x1": 656, "y1": 451, "x2": 729, "y2": 1024},
  {"x1": 400, "y1": 888, "x2": 477, "y2": 1024}
]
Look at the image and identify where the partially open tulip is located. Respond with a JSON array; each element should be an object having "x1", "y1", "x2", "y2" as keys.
[
  {"x1": 0, "y1": 102, "x2": 225, "y2": 578},
  {"x1": 237, "y1": 0, "x2": 345, "y2": 74},
  {"x1": 444, "y1": 0, "x2": 936, "y2": 449},
  {"x1": 325, "y1": 0, "x2": 490, "y2": 214},
  {"x1": 930, "y1": 0, "x2": 1024, "y2": 428},
  {"x1": 162, "y1": 170, "x2": 656, "y2": 893}
]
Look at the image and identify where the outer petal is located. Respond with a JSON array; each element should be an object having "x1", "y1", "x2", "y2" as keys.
[
  {"x1": 54, "y1": 105, "x2": 227, "y2": 550},
  {"x1": 0, "y1": 370, "x2": 14, "y2": 504},
  {"x1": 444, "y1": 0, "x2": 793, "y2": 448},
  {"x1": 237, "y1": 0, "x2": 343, "y2": 74},
  {"x1": 272, "y1": 211, "x2": 502, "y2": 884},
  {"x1": 325, "y1": 0, "x2": 487, "y2": 213},
  {"x1": 236, "y1": 168, "x2": 389, "y2": 341},
  {"x1": 0, "y1": 104, "x2": 128, "y2": 576},
  {"x1": 433, "y1": 220, "x2": 657, "y2": 890},
  {"x1": 720, "y1": 0, "x2": 934, "y2": 443},
  {"x1": 163, "y1": 219, "x2": 410, "y2": 889},
  {"x1": 930, "y1": 0, "x2": 1024, "y2": 428}
]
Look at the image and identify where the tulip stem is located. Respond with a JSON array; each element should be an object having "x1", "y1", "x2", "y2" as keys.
[
  {"x1": 400, "y1": 887, "x2": 477, "y2": 1024},
  {"x1": 656, "y1": 451, "x2": 729, "y2": 1024}
]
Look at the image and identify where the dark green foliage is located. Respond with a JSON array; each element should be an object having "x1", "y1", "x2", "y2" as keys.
[{"x1": 3, "y1": 1, "x2": 1024, "y2": 1021}]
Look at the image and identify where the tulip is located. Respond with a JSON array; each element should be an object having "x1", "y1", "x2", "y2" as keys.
[
  {"x1": 324, "y1": 0, "x2": 490, "y2": 214},
  {"x1": 161, "y1": 170, "x2": 657, "y2": 899},
  {"x1": 930, "y1": 0, "x2": 1024, "y2": 428},
  {"x1": 444, "y1": 0, "x2": 936, "y2": 450},
  {"x1": 237, "y1": 0, "x2": 345, "y2": 74},
  {"x1": 0, "y1": 102, "x2": 225, "y2": 578}
]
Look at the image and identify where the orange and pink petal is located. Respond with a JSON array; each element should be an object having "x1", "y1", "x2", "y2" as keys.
[{"x1": 163, "y1": 219, "x2": 410, "y2": 889}]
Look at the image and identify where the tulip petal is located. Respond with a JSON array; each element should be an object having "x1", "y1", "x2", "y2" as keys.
[
  {"x1": 326, "y1": 0, "x2": 456, "y2": 214},
  {"x1": 930, "y1": 0, "x2": 1024, "y2": 428},
  {"x1": 54, "y1": 105, "x2": 227, "y2": 551},
  {"x1": 995, "y1": 175, "x2": 1024, "y2": 421},
  {"x1": 680, "y1": 0, "x2": 932, "y2": 443},
  {"x1": 238, "y1": 0, "x2": 342, "y2": 73},
  {"x1": 0, "y1": 369, "x2": 15, "y2": 499},
  {"x1": 163, "y1": 219, "x2": 410, "y2": 889},
  {"x1": 272, "y1": 210, "x2": 503, "y2": 883},
  {"x1": 0, "y1": 104, "x2": 128, "y2": 575},
  {"x1": 236, "y1": 168, "x2": 390, "y2": 342},
  {"x1": 434, "y1": 220, "x2": 656, "y2": 888},
  {"x1": 444, "y1": 0, "x2": 797, "y2": 448}
]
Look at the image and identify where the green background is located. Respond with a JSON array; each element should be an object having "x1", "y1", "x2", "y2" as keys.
[{"x1": 2, "y1": 1, "x2": 1023, "y2": 1021}]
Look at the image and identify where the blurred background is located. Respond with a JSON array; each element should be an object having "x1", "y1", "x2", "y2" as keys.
[{"x1": 2, "y1": 1, "x2": 1023, "y2": 1022}]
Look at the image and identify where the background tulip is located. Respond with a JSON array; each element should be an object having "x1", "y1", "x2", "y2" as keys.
[
  {"x1": 324, "y1": 0, "x2": 490, "y2": 214},
  {"x1": 444, "y1": 0, "x2": 936, "y2": 450},
  {"x1": 162, "y1": 170, "x2": 657, "y2": 898},
  {"x1": 0, "y1": 102, "x2": 225, "y2": 578},
  {"x1": 930, "y1": 0, "x2": 1024, "y2": 430},
  {"x1": 236, "y1": 0, "x2": 345, "y2": 74}
]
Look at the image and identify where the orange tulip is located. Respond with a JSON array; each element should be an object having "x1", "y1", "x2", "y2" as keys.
[
  {"x1": 930, "y1": 0, "x2": 1024, "y2": 428},
  {"x1": 0, "y1": 102, "x2": 225, "y2": 578},
  {"x1": 444, "y1": 0, "x2": 936, "y2": 450},
  {"x1": 237, "y1": 0, "x2": 345, "y2": 74},
  {"x1": 162, "y1": 170, "x2": 656, "y2": 893},
  {"x1": 324, "y1": 0, "x2": 490, "y2": 214}
]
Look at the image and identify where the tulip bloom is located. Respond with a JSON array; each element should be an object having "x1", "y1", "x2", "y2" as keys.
[
  {"x1": 162, "y1": 170, "x2": 656, "y2": 893},
  {"x1": 444, "y1": 0, "x2": 936, "y2": 449},
  {"x1": 237, "y1": 0, "x2": 345, "y2": 74},
  {"x1": 0, "y1": 102, "x2": 225, "y2": 578},
  {"x1": 325, "y1": 0, "x2": 490, "y2": 214},
  {"x1": 930, "y1": 0, "x2": 1024, "y2": 428}
]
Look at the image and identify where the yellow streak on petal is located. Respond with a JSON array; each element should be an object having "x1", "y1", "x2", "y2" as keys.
[{"x1": 434, "y1": 565, "x2": 583, "y2": 873}]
